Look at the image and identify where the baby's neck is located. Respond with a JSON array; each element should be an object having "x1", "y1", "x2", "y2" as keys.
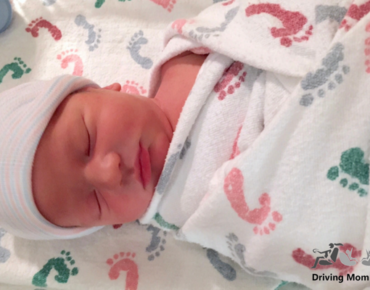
[{"x1": 154, "y1": 52, "x2": 207, "y2": 131}]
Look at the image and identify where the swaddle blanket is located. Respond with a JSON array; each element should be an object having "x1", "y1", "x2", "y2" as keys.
[
  {"x1": 140, "y1": 0, "x2": 370, "y2": 289},
  {"x1": 0, "y1": 0, "x2": 301, "y2": 290}
]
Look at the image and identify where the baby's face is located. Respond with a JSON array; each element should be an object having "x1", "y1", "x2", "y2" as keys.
[{"x1": 32, "y1": 84, "x2": 172, "y2": 228}]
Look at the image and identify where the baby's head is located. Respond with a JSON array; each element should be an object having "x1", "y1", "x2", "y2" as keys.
[{"x1": 0, "y1": 75, "x2": 172, "y2": 240}]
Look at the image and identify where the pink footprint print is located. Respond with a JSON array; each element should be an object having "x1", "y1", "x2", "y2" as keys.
[
  {"x1": 121, "y1": 80, "x2": 147, "y2": 96},
  {"x1": 340, "y1": 1, "x2": 370, "y2": 31},
  {"x1": 171, "y1": 19, "x2": 195, "y2": 34},
  {"x1": 106, "y1": 252, "x2": 139, "y2": 290},
  {"x1": 25, "y1": 17, "x2": 62, "y2": 41},
  {"x1": 245, "y1": 4, "x2": 312, "y2": 47},
  {"x1": 365, "y1": 22, "x2": 370, "y2": 73},
  {"x1": 222, "y1": 0, "x2": 235, "y2": 6},
  {"x1": 292, "y1": 244, "x2": 361, "y2": 275},
  {"x1": 57, "y1": 49, "x2": 83, "y2": 76},
  {"x1": 229, "y1": 126, "x2": 242, "y2": 160},
  {"x1": 214, "y1": 61, "x2": 246, "y2": 100},
  {"x1": 150, "y1": 0, "x2": 176, "y2": 12},
  {"x1": 224, "y1": 167, "x2": 282, "y2": 235},
  {"x1": 172, "y1": 19, "x2": 187, "y2": 34}
]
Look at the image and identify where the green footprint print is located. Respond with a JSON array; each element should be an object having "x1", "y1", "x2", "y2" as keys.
[
  {"x1": 32, "y1": 250, "x2": 78, "y2": 287},
  {"x1": 154, "y1": 213, "x2": 179, "y2": 231},
  {"x1": 0, "y1": 57, "x2": 31, "y2": 84},
  {"x1": 95, "y1": 0, "x2": 131, "y2": 8},
  {"x1": 327, "y1": 147, "x2": 369, "y2": 197}
]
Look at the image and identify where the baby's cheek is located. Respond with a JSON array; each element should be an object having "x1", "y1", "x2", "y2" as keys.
[
  {"x1": 108, "y1": 189, "x2": 151, "y2": 223},
  {"x1": 80, "y1": 193, "x2": 100, "y2": 225}
]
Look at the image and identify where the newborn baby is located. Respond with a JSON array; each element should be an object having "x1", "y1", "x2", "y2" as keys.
[
  {"x1": 2, "y1": 0, "x2": 370, "y2": 289},
  {"x1": 0, "y1": 50, "x2": 207, "y2": 240},
  {"x1": 32, "y1": 52, "x2": 207, "y2": 228}
]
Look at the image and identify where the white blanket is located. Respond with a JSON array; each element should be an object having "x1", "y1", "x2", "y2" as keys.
[
  {"x1": 140, "y1": 0, "x2": 370, "y2": 289},
  {"x1": 0, "y1": 0, "x2": 296, "y2": 290}
]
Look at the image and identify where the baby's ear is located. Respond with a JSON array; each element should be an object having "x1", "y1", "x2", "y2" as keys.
[{"x1": 103, "y1": 83, "x2": 121, "y2": 92}]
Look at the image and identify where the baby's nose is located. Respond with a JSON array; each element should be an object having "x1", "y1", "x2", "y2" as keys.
[{"x1": 85, "y1": 152, "x2": 130, "y2": 191}]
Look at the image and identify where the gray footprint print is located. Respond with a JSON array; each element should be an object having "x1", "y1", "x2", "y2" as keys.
[
  {"x1": 156, "y1": 140, "x2": 191, "y2": 194},
  {"x1": 226, "y1": 233, "x2": 276, "y2": 277},
  {"x1": 127, "y1": 31, "x2": 153, "y2": 69},
  {"x1": 206, "y1": 248, "x2": 236, "y2": 281},
  {"x1": 75, "y1": 15, "x2": 101, "y2": 51},
  {"x1": 42, "y1": 0, "x2": 57, "y2": 5},
  {"x1": 315, "y1": 5, "x2": 347, "y2": 24},
  {"x1": 179, "y1": 137, "x2": 191, "y2": 159},
  {"x1": 300, "y1": 43, "x2": 350, "y2": 106},
  {"x1": 146, "y1": 225, "x2": 167, "y2": 261},
  {"x1": 189, "y1": 7, "x2": 238, "y2": 41}
]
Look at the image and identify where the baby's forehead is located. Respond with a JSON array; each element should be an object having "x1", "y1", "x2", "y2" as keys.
[{"x1": 49, "y1": 87, "x2": 117, "y2": 126}]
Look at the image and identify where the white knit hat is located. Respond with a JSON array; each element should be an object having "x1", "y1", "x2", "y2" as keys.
[{"x1": 0, "y1": 75, "x2": 104, "y2": 240}]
